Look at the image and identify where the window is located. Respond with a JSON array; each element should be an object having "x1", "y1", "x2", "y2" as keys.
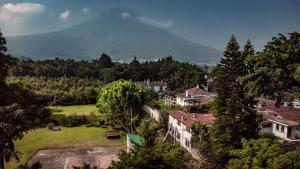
[
  {"x1": 176, "y1": 132, "x2": 181, "y2": 139},
  {"x1": 276, "y1": 124, "x2": 280, "y2": 130},
  {"x1": 281, "y1": 125, "x2": 284, "y2": 132},
  {"x1": 185, "y1": 139, "x2": 191, "y2": 148}
]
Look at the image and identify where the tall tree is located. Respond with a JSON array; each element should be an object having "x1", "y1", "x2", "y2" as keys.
[
  {"x1": 209, "y1": 36, "x2": 258, "y2": 167},
  {"x1": 242, "y1": 39, "x2": 255, "y2": 73},
  {"x1": 244, "y1": 32, "x2": 300, "y2": 105},
  {"x1": 0, "y1": 31, "x2": 50, "y2": 169}
]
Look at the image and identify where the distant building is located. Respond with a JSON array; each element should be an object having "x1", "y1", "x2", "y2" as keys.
[
  {"x1": 135, "y1": 79, "x2": 167, "y2": 93},
  {"x1": 257, "y1": 98, "x2": 300, "y2": 142},
  {"x1": 168, "y1": 110, "x2": 215, "y2": 154},
  {"x1": 165, "y1": 85, "x2": 215, "y2": 106}
]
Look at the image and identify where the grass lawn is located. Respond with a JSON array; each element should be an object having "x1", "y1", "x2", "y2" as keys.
[
  {"x1": 48, "y1": 104, "x2": 98, "y2": 120},
  {"x1": 5, "y1": 105, "x2": 125, "y2": 169},
  {"x1": 5, "y1": 127, "x2": 126, "y2": 169}
]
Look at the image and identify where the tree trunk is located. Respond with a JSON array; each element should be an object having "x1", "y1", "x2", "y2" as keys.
[{"x1": 0, "y1": 152, "x2": 4, "y2": 169}]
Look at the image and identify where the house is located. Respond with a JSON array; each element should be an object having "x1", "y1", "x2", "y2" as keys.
[
  {"x1": 175, "y1": 85, "x2": 214, "y2": 106},
  {"x1": 168, "y1": 110, "x2": 215, "y2": 154},
  {"x1": 257, "y1": 98, "x2": 300, "y2": 142},
  {"x1": 135, "y1": 79, "x2": 167, "y2": 93}
]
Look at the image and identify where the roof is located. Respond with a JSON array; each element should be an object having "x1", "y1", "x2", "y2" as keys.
[
  {"x1": 177, "y1": 86, "x2": 211, "y2": 98},
  {"x1": 257, "y1": 98, "x2": 300, "y2": 126},
  {"x1": 135, "y1": 81, "x2": 167, "y2": 87},
  {"x1": 168, "y1": 110, "x2": 215, "y2": 128},
  {"x1": 128, "y1": 134, "x2": 144, "y2": 146}
]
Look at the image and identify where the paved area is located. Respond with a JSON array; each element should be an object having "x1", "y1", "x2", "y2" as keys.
[{"x1": 27, "y1": 147, "x2": 122, "y2": 169}]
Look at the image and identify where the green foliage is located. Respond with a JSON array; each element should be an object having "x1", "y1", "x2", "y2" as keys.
[
  {"x1": 228, "y1": 138, "x2": 300, "y2": 169},
  {"x1": 191, "y1": 122, "x2": 212, "y2": 157},
  {"x1": 10, "y1": 56, "x2": 207, "y2": 92},
  {"x1": 7, "y1": 76, "x2": 103, "y2": 105},
  {"x1": 108, "y1": 143, "x2": 191, "y2": 169},
  {"x1": 97, "y1": 80, "x2": 148, "y2": 133},
  {"x1": 209, "y1": 36, "x2": 258, "y2": 166},
  {"x1": 138, "y1": 118, "x2": 161, "y2": 147},
  {"x1": 244, "y1": 32, "x2": 300, "y2": 104}
]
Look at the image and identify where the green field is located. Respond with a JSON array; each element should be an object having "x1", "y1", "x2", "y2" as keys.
[
  {"x1": 48, "y1": 104, "x2": 98, "y2": 120},
  {"x1": 5, "y1": 105, "x2": 125, "y2": 169}
]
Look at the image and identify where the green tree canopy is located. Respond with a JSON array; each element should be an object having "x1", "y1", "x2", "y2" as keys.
[
  {"x1": 228, "y1": 138, "x2": 300, "y2": 169},
  {"x1": 98, "y1": 53, "x2": 113, "y2": 68},
  {"x1": 108, "y1": 143, "x2": 191, "y2": 169},
  {"x1": 244, "y1": 32, "x2": 300, "y2": 105},
  {"x1": 97, "y1": 80, "x2": 149, "y2": 133}
]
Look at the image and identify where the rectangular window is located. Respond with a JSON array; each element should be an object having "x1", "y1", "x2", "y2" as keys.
[
  {"x1": 281, "y1": 125, "x2": 284, "y2": 132},
  {"x1": 276, "y1": 124, "x2": 280, "y2": 130},
  {"x1": 185, "y1": 139, "x2": 190, "y2": 148}
]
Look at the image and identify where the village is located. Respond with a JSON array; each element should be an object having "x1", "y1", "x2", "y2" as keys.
[{"x1": 137, "y1": 80, "x2": 300, "y2": 158}]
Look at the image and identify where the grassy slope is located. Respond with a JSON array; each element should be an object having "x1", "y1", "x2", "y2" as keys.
[{"x1": 6, "y1": 105, "x2": 125, "y2": 169}]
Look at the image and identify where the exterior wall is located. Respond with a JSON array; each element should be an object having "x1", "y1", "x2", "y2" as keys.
[
  {"x1": 176, "y1": 97, "x2": 190, "y2": 106},
  {"x1": 143, "y1": 105, "x2": 161, "y2": 122},
  {"x1": 153, "y1": 86, "x2": 161, "y2": 93},
  {"x1": 272, "y1": 122, "x2": 288, "y2": 139},
  {"x1": 168, "y1": 115, "x2": 192, "y2": 152}
]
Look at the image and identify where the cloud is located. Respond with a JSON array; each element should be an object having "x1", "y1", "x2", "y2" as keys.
[
  {"x1": 137, "y1": 17, "x2": 173, "y2": 28},
  {"x1": 83, "y1": 7, "x2": 90, "y2": 13},
  {"x1": 121, "y1": 12, "x2": 131, "y2": 19},
  {"x1": 59, "y1": 10, "x2": 70, "y2": 20},
  {"x1": 0, "y1": 3, "x2": 45, "y2": 35},
  {"x1": 0, "y1": 3, "x2": 45, "y2": 22}
]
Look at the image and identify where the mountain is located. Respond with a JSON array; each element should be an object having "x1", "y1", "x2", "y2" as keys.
[{"x1": 6, "y1": 11, "x2": 221, "y2": 63}]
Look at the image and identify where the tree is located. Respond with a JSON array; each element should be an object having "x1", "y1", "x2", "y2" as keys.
[
  {"x1": 228, "y1": 138, "x2": 300, "y2": 169},
  {"x1": 244, "y1": 32, "x2": 300, "y2": 105},
  {"x1": 0, "y1": 31, "x2": 14, "y2": 87},
  {"x1": 97, "y1": 80, "x2": 149, "y2": 133},
  {"x1": 138, "y1": 118, "x2": 161, "y2": 147},
  {"x1": 209, "y1": 36, "x2": 258, "y2": 167},
  {"x1": 0, "y1": 31, "x2": 51, "y2": 169},
  {"x1": 98, "y1": 53, "x2": 113, "y2": 68},
  {"x1": 191, "y1": 122, "x2": 212, "y2": 158},
  {"x1": 108, "y1": 143, "x2": 191, "y2": 169},
  {"x1": 242, "y1": 39, "x2": 255, "y2": 73}
]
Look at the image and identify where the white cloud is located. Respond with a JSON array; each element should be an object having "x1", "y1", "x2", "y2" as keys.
[
  {"x1": 82, "y1": 7, "x2": 90, "y2": 13},
  {"x1": 121, "y1": 12, "x2": 131, "y2": 19},
  {"x1": 59, "y1": 10, "x2": 70, "y2": 20},
  {"x1": 137, "y1": 17, "x2": 173, "y2": 28},
  {"x1": 0, "y1": 3, "x2": 45, "y2": 35},
  {"x1": 0, "y1": 3, "x2": 45, "y2": 22}
]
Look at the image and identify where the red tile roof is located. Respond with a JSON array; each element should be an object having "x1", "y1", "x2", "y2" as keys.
[
  {"x1": 177, "y1": 86, "x2": 210, "y2": 97},
  {"x1": 168, "y1": 110, "x2": 215, "y2": 128},
  {"x1": 257, "y1": 98, "x2": 300, "y2": 126}
]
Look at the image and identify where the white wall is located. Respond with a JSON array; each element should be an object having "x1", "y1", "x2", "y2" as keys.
[
  {"x1": 272, "y1": 122, "x2": 288, "y2": 139},
  {"x1": 168, "y1": 115, "x2": 192, "y2": 152}
]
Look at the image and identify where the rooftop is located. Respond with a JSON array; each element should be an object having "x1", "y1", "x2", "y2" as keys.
[
  {"x1": 168, "y1": 110, "x2": 215, "y2": 128},
  {"x1": 257, "y1": 98, "x2": 300, "y2": 126},
  {"x1": 177, "y1": 86, "x2": 211, "y2": 98}
]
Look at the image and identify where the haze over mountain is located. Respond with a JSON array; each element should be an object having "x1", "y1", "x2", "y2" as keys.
[{"x1": 6, "y1": 11, "x2": 221, "y2": 63}]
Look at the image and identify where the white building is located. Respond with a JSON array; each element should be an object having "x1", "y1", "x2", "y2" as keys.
[
  {"x1": 175, "y1": 85, "x2": 214, "y2": 106},
  {"x1": 257, "y1": 98, "x2": 300, "y2": 142},
  {"x1": 135, "y1": 80, "x2": 167, "y2": 93},
  {"x1": 168, "y1": 110, "x2": 215, "y2": 153}
]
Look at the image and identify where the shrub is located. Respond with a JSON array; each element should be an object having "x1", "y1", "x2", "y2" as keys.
[{"x1": 47, "y1": 122, "x2": 55, "y2": 129}]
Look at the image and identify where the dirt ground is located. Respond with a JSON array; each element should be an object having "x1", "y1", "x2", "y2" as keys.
[{"x1": 27, "y1": 147, "x2": 123, "y2": 169}]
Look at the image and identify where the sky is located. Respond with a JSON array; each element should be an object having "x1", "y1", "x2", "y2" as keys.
[{"x1": 0, "y1": 0, "x2": 299, "y2": 51}]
